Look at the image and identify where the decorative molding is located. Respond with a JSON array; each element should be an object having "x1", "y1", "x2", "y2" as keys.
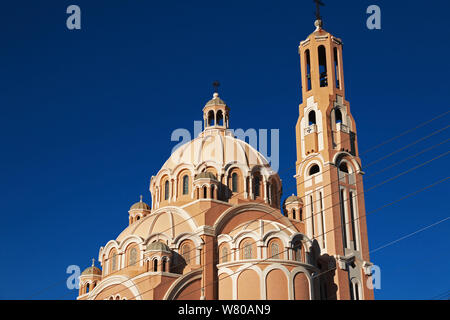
[{"x1": 362, "y1": 261, "x2": 374, "y2": 276}]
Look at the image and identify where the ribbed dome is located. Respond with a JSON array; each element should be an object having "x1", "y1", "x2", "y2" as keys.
[
  {"x1": 285, "y1": 195, "x2": 303, "y2": 204},
  {"x1": 159, "y1": 131, "x2": 274, "y2": 177},
  {"x1": 194, "y1": 172, "x2": 217, "y2": 180},
  {"x1": 205, "y1": 92, "x2": 226, "y2": 107},
  {"x1": 130, "y1": 197, "x2": 150, "y2": 211},
  {"x1": 81, "y1": 266, "x2": 102, "y2": 276},
  {"x1": 146, "y1": 241, "x2": 171, "y2": 252}
]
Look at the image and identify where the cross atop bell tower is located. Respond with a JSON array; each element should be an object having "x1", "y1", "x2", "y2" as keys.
[
  {"x1": 314, "y1": 0, "x2": 324, "y2": 21},
  {"x1": 313, "y1": 0, "x2": 325, "y2": 29}
]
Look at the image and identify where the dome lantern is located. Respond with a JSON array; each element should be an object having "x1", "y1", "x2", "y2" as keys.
[
  {"x1": 144, "y1": 241, "x2": 172, "y2": 273},
  {"x1": 128, "y1": 195, "x2": 151, "y2": 225},
  {"x1": 284, "y1": 194, "x2": 303, "y2": 221},
  {"x1": 202, "y1": 83, "x2": 230, "y2": 130},
  {"x1": 79, "y1": 259, "x2": 102, "y2": 297}
]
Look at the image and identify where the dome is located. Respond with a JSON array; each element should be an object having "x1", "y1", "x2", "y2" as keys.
[
  {"x1": 285, "y1": 195, "x2": 303, "y2": 204},
  {"x1": 146, "y1": 241, "x2": 171, "y2": 252},
  {"x1": 205, "y1": 92, "x2": 226, "y2": 107},
  {"x1": 158, "y1": 131, "x2": 275, "y2": 178},
  {"x1": 194, "y1": 172, "x2": 217, "y2": 180},
  {"x1": 130, "y1": 196, "x2": 150, "y2": 211},
  {"x1": 81, "y1": 266, "x2": 102, "y2": 276}
]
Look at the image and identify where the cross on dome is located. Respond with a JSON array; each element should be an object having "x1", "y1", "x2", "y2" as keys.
[{"x1": 212, "y1": 81, "x2": 220, "y2": 93}]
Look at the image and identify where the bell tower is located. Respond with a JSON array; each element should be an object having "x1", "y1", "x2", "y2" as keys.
[{"x1": 294, "y1": 5, "x2": 374, "y2": 300}]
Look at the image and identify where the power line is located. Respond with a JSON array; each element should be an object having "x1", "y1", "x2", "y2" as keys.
[
  {"x1": 429, "y1": 289, "x2": 450, "y2": 300},
  {"x1": 360, "y1": 110, "x2": 450, "y2": 156},
  {"x1": 312, "y1": 214, "x2": 450, "y2": 283},
  {"x1": 370, "y1": 217, "x2": 449, "y2": 254}
]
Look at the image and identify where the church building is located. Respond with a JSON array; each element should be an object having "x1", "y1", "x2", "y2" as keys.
[{"x1": 77, "y1": 9, "x2": 374, "y2": 300}]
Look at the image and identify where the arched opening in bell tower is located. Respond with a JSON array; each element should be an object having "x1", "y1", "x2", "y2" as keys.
[
  {"x1": 305, "y1": 49, "x2": 312, "y2": 91},
  {"x1": 308, "y1": 110, "x2": 316, "y2": 126},
  {"x1": 334, "y1": 47, "x2": 341, "y2": 89},
  {"x1": 318, "y1": 45, "x2": 328, "y2": 87},
  {"x1": 335, "y1": 108, "x2": 343, "y2": 124}
]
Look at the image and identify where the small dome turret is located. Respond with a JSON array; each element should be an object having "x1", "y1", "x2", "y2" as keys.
[
  {"x1": 130, "y1": 195, "x2": 150, "y2": 211},
  {"x1": 203, "y1": 85, "x2": 230, "y2": 129},
  {"x1": 194, "y1": 172, "x2": 217, "y2": 181},
  {"x1": 285, "y1": 195, "x2": 303, "y2": 204},
  {"x1": 284, "y1": 194, "x2": 303, "y2": 221},
  {"x1": 146, "y1": 241, "x2": 171, "y2": 252},
  {"x1": 205, "y1": 92, "x2": 227, "y2": 107},
  {"x1": 81, "y1": 265, "x2": 102, "y2": 276},
  {"x1": 128, "y1": 195, "x2": 151, "y2": 225}
]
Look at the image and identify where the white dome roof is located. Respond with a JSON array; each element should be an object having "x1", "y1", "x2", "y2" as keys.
[{"x1": 158, "y1": 130, "x2": 274, "y2": 177}]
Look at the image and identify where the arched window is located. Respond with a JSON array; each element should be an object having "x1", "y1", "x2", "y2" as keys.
[
  {"x1": 153, "y1": 259, "x2": 158, "y2": 272},
  {"x1": 116, "y1": 296, "x2": 120, "y2": 300},
  {"x1": 293, "y1": 241, "x2": 303, "y2": 262},
  {"x1": 292, "y1": 209, "x2": 296, "y2": 220},
  {"x1": 318, "y1": 45, "x2": 328, "y2": 87},
  {"x1": 305, "y1": 49, "x2": 311, "y2": 91},
  {"x1": 270, "y1": 242, "x2": 280, "y2": 259},
  {"x1": 203, "y1": 186, "x2": 207, "y2": 199},
  {"x1": 162, "y1": 258, "x2": 167, "y2": 272},
  {"x1": 129, "y1": 247, "x2": 137, "y2": 266},
  {"x1": 182, "y1": 175, "x2": 189, "y2": 195},
  {"x1": 111, "y1": 253, "x2": 117, "y2": 271},
  {"x1": 164, "y1": 180, "x2": 169, "y2": 200},
  {"x1": 309, "y1": 164, "x2": 320, "y2": 175},
  {"x1": 136, "y1": 216, "x2": 140, "y2": 221},
  {"x1": 216, "y1": 110, "x2": 224, "y2": 126},
  {"x1": 182, "y1": 244, "x2": 191, "y2": 264},
  {"x1": 242, "y1": 240, "x2": 253, "y2": 259},
  {"x1": 254, "y1": 176, "x2": 261, "y2": 197},
  {"x1": 208, "y1": 110, "x2": 215, "y2": 127},
  {"x1": 211, "y1": 184, "x2": 215, "y2": 199},
  {"x1": 231, "y1": 172, "x2": 238, "y2": 193},
  {"x1": 86, "y1": 283, "x2": 90, "y2": 293},
  {"x1": 335, "y1": 108, "x2": 342, "y2": 124},
  {"x1": 221, "y1": 246, "x2": 228, "y2": 263},
  {"x1": 308, "y1": 110, "x2": 316, "y2": 126}
]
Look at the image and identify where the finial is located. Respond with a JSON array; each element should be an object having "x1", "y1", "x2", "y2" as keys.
[
  {"x1": 140, "y1": 194, "x2": 143, "y2": 202},
  {"x1": 212, "y1": 81, "x2": 220, "y2": 96},
  {"x1": 91, "y1": 258, "x2": 95, "y2": 267},
  {"x1": 313, "y1": 0, "x2": 325, "y2": 28}
]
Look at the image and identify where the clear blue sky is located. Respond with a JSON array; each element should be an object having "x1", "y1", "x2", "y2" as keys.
[{"x1": 0, "y1": 0, "x2": 448, "y2": 300}]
